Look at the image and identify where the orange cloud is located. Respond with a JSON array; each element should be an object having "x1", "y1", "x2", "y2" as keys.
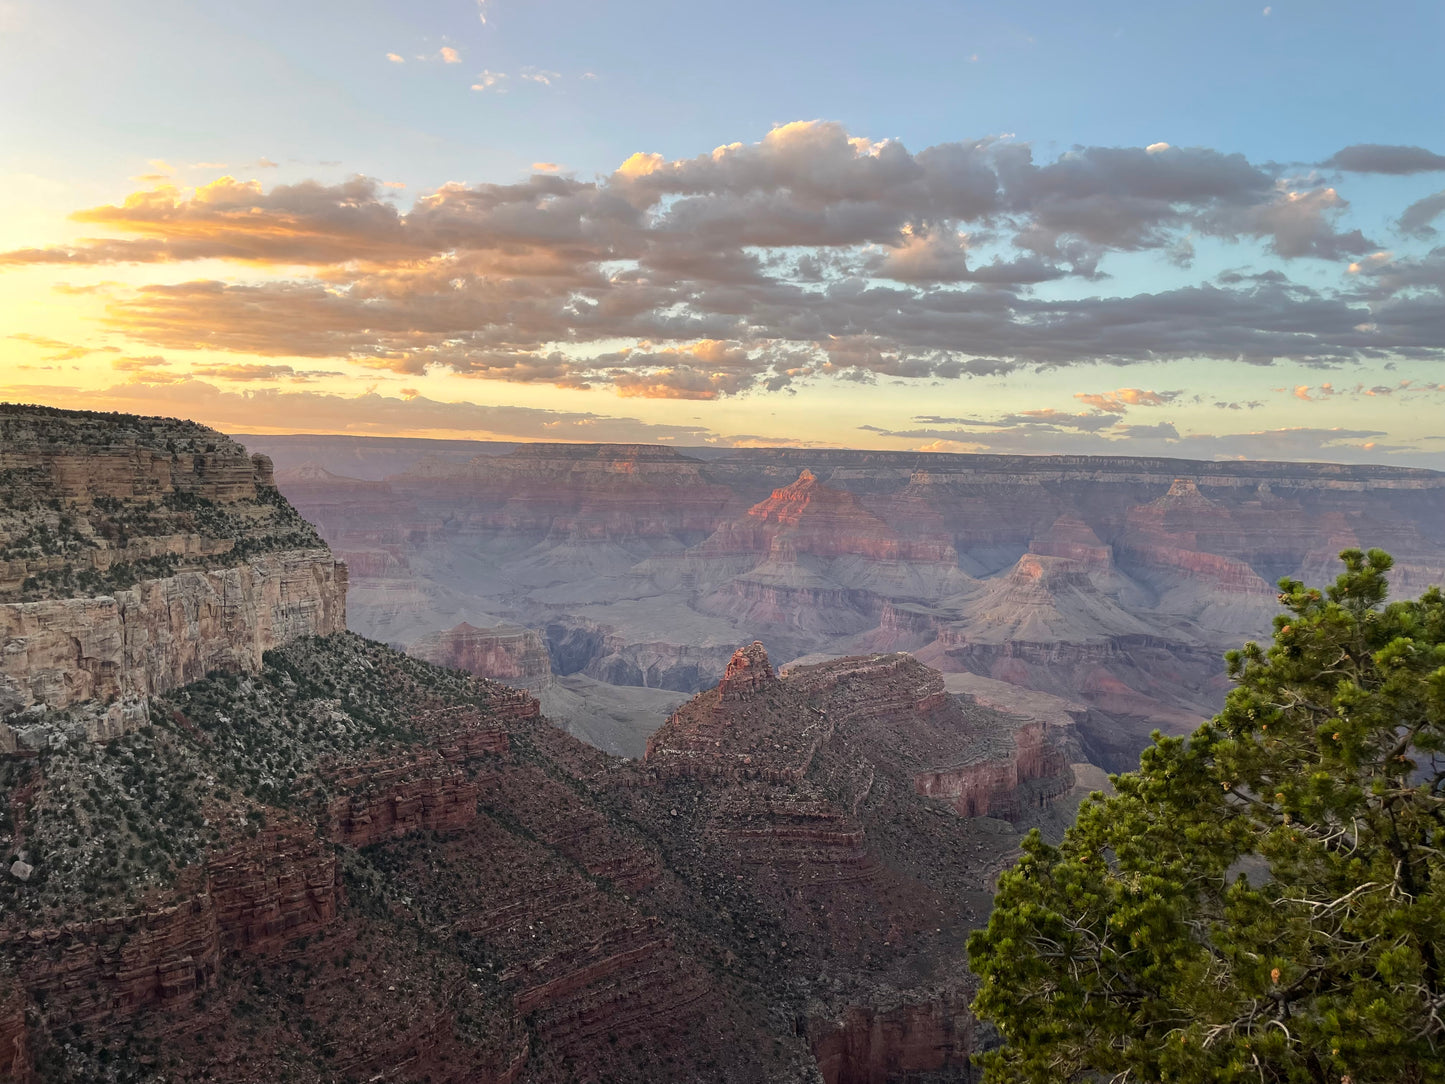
[{"x1": 1073, "y1": 388, "x2": 1179, "y2": 413}]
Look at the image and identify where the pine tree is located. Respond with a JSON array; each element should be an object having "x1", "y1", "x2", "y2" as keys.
[{"x1": 968, "y1": 549, "x2": 1445, "y2": 1083}]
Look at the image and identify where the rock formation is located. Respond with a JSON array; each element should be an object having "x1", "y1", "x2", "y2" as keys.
[
  {"x1": 407, "y1": 622, "x2": 553, "y2": 692},
  {"x1": 258, "y1": 436, "x2": 1445, "y2": 764},
  {"x1": 0, "y1": 408, "x2": 346, "y2": 751},
  {"x1": 5, "y1": 411, "x2": 1087, "y2": 1081}
]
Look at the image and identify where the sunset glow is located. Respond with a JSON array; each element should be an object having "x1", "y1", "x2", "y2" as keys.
[{"x1": 3, "y1": 0, "x2": 1442, "y2": 461}]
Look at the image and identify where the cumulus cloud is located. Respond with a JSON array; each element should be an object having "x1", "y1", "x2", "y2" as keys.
[
  {"x1": 1324, "y1": 144, "x2": 1445, "y2": 175},
  {"x1": 2, "y1": 121, "x2": 1442, "y2": 400},
  {"x1": 439, "y1": 46, "x2": 460, "y2": 63}
]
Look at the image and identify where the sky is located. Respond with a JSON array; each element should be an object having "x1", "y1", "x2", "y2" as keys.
[{"x1": 2, "y1": 0, "x2": 1444, "y2": 464}]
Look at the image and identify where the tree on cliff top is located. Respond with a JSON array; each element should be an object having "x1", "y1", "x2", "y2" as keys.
[{"x1": 968, "y1": 549, "x2": 1445, "y2": 1083}]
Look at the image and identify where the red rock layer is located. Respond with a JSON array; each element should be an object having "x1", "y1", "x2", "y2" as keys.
[
  {"x1": 1030, "y1": 512, "x2": 1114, "y2": 570},
  {"x1": 913, "y1": 721, "x2": 1071, "y2": 818},
  {"x1": 718, "y1": 640, "x2": 780, "y2": 700},
  {"x1": 697, "y1": 469, "x2": 955, "y2": 563},
  {"x1": 5, "y1": 879, "x2": 222, "y2": 1032},
  {"x1": 207, "y1": 822, "x2": 340, "y2": 957},
  {"x1": 810, "y1": 995, "x2": 977, "y2": 1084},
  {"x1": 320, "y1": 755, "x2": 480, "y2": 846},
  {"x1": 0, "y1": 982, "x2": 34, "y2": 1084}
]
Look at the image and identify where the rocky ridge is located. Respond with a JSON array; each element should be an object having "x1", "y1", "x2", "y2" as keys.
[{"x1": 0, "y1": 407, "x2": 346, "y2": 752}]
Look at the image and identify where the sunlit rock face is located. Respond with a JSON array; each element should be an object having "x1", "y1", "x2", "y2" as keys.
[{"x1": 0, "y1": 406, "x2": 346, "y2": 749}]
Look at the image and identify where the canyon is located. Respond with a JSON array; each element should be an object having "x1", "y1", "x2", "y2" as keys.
[
  {"x1": 254, "y1": 435, "x2": 1445, "y2": 767},
  {"x1": 1, "y1": 406, "x2": 1091, "y2": 1082}
]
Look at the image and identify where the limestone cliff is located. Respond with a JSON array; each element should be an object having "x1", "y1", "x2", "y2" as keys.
[{"x1": 0, "y1": 406, "x2": 346, "y2": 749}]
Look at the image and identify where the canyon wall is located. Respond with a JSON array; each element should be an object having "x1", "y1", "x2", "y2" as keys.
[
  {"x1": 0, "y1": 550, "x2": 345, "y2": 736},
  {"x1": 407, "y1": 622, "x2": 552, "y2": 692},
  {"x1": 0, "y1": 407, "x2": 347, "y2": 750},
  {"x1": 810, "y1": 995, "x2": 978, "y2": 1084},
  {"x1": 258, "y1": 435, "x2": 1445, "y2": 766}
]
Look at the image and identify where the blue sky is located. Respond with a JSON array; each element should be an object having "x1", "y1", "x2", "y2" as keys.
[{"x1": 3, "y1": 0, "x2": 1444, "y2": 462}]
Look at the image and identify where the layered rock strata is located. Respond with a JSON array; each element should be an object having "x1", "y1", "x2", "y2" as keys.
[
  {"x1": 261, "y1": 435, "x2": 1445, "y2": 766},
  {"x1": 407, "y1": 622, "x2": 552, "y2": 692},
  {"x1": 0, "y1": 550, "x2": 345, "y2": 732},
  {"x1": 0, "y1": 408, "x2": 347, "y2": 749}
]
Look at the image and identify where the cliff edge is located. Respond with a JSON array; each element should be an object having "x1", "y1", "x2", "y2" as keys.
[{"x1": 0, "y1": 405, "x2": 346, "y2": 748}]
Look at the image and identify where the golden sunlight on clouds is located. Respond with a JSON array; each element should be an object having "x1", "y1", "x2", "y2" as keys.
[
  {"x1": 916, "y1": 439, "x2": 988, "y2": 453},
  {"x1": 1073, "y1": 388, "x2": 1177, "y2": 413},
  {"x1": 615, "y1": 151, "x2": 663, "y2": 178}
]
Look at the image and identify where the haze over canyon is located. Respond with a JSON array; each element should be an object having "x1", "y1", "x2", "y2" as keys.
[{"x1": 253, "y1": 433, "x2": 1445, "y2": 769}]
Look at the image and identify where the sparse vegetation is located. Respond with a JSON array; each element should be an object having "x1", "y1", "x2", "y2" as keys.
[
  {"x1": 0, "y1": 405, "x2": 322, "y2": 603},
  {"x1": 0, "y1": 633, "x2": 512, "y2": 925}
]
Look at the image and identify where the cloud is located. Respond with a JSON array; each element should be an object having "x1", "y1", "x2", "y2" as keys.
[
  {"x1": 1324, "y1": 144, "x2": 1445, "y2": 175},
  {"x1": 532, "y1": 162, "x2": 561, "y2": 173},
  {"x1": 386, "y1": 52, "x2": 405, "y2": 63},
  {"x1": 1073, "y1": 387, "x2": 1180, "y2": 413},
  {"x1": 2, "y1": 121, "x2": 1442, "y2": 399},
  {"x1": 1287, "y1": 379, "x2": 1445, "y2": 403},
  {"x1": 1399, "y1": 189, "x2": 1445, "y2": 237},
  {"x1": 110, "y1": 355, "x2": 170, "y2": 372},
  {"x1": 439, "y1": 46, "x2": 460, "y2": 64},
  {"x1": 1, "y1": 379, "x2": 716, "y2": 444},
  {"x1": 869, "y1": 410, "x2": 1421, "y2": 464},
  {"x1": 520, "y1": 67, "x2": 560, "y2": 86},
  {"x1": 8, "y1": 333, "x2": 119, "y2": 361},
  {"x1": 188, "y1": 362, "x2": 346, "y2": 383},
  {"x1": 471, "y1": 70, "x2": 506, "y2": 91}
]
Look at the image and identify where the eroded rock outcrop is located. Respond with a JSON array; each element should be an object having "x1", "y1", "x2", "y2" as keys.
[
  {"x1": 0, "y1": 408, "x2": 347, "y2": 747},
  {"x1": 810, "y1": 994, "x2": 977, "y2": 1084},
  {"x1": 0, "y1": 550, "x2": 345, "y2": 726},
  {"x1": 407, "y1": 622, "x2": 552, "y2": 692}
]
